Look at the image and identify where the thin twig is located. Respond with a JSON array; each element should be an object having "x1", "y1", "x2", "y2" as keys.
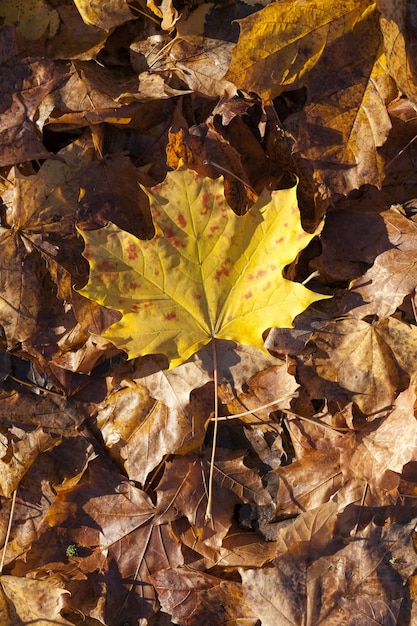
[
  {"x1": 205, "y1": 341, "x2": 219, "y2": 522},
  {"x1": 203, "y1": 159, "x2": 257, "y2": 196},
  {"x1": 0, "y1": 489, "x2": 17, "y2": 574},
  {"x1": 216, "y1": 399, "x2": 348, "y2": 435},
  {"x1": 127, "y1": 2, "x2": 160, "y2": 25},
  {"x1": 352, "y1": 481, "x2": 368, "y2": 536},
  {"x1": 283, "y1": 408, "x2": 348, "y2": 435},
  {"x1": 215, "y1": 394, "x2": 297, "y2": 421}
]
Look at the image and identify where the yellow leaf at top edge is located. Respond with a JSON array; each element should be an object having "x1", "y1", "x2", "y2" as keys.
[{"x1": 226, "y1": 0, "x2": 376, "y2": 100}]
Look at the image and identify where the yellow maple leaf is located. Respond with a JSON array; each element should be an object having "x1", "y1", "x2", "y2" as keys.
[{"x1": 78, "y1": 166, "x2": 327, "y2": 369}]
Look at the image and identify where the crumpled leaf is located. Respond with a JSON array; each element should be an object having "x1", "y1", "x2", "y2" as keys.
[
  {"x1": 0, "y1": 0, "x2": 60, "y2": 41},
  {"x1": 0, "y1": 57, "x2": 66, "y2": 167},
  {"x1": 0, "y1": 576, "x2": 72, "y2": 626},
  {"x1": 226, "y1": 0, "x2": 375, "y2": 100},
  {"x1": 78, "y1": 165, "x2": 327, "y2": 369},
  {"x1": 343, "y1": 206, "x2": 417, "y2": 318},
  {"x1": 337, "y1": 387, "x2": 417, "y2": 493},
  {"x1": 378, "y1": 0, "x2": 417, "y2": 104},
  {"x1": 153, "y1": 567, "x2": 258, "y2": 626},
  {"x1": 73, "y1": 0, "x2": 133, "y2": 30},
  {"x1": 309, "y1": 317, "x2": 417, "y2": 414}
]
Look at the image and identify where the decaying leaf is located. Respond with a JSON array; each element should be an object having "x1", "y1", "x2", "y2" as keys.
[
  {"x1": 337, "y1": 387, "x2": 417, "y2": 493},
  {"x1": 153, "y1": 567, "x2": 258, "y2": 626},
  {"x1": 73, "y1": 0, "x2": 133, "y2": 30},
  {"x1": 309, "y1": 317, "x2": 417, "y2": 414},
  {"x1": 293, "y1": 12, "x2": 397, "y2": 195},
  {"x1": 0, "y1": 576, "x2": 71, "y2": 625},
  {"x1": 78, "y1": 164, "x2": 327, "y2": 368},
  {"x1": 0, "y1": 57, "x2": 65, "y2": 166},
  {"x1": 378, "y1": 0, "x2": 417, "y2": 104},
  {"x1": 343, "y1": 206, "x2": 417, "y2": 318}
]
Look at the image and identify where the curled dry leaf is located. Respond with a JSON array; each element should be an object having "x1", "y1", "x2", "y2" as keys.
[
  {"x1": 310, "y1": 317, "x2": 417, "y2": 415},
  {"x1": 344, "y1": 206, "x2": 417, "y2": 318},
  {"x1": 0, "y1": 57, "x2": 65, "y2": 167},
  {"x1": 73, "y1": 0, "x2": 133, "y2": 30},
  {"x1": 153, "y1": 567, "x2": 258, "y2": 626},
  {"x1": 337, "y1": 387, "x2": 417, "y2": 494},
  {"x1": 0, "y1": 576, "x2": 71, "y2": 625}
]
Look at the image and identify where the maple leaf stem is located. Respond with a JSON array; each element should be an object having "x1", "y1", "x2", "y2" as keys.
[
  {"x1": 205, "y1": 340, "x2": 219, "y2": 523},
  {"x1": 0, "y1": 489, "x2": 17, "y2": 575}
]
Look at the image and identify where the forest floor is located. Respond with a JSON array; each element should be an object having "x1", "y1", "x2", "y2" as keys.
[{"x1": 1, "y1": 1, "x2": 417, "y2": 624}]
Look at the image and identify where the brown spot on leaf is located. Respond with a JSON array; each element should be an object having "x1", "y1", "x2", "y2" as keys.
[
  {"x1": 125, "y1": 242, "x2": 138, "y2": 260},
  {"x1": 97, "y1": 260, "x2": 113, "y2": 272},
  {"x1": 201, "y1": 191, "x2": 212, "y2": 215},
  {"x1": 214, "y1": 261, "x2": 230, "y2": 282}
]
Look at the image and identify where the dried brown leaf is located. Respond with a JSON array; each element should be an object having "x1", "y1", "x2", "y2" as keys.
[
  {"x1": 0, "y1": 57, "x2": 65, "y2": 167},
  {"x1": 33, "y1": 460, "x2": 184, "y2": 623},
  {"x1": 273, "y1": 450, "x2": 343, "y2": 517},
  {"x1": 0, "y1": 576, "x2": 71, "y2": 625},
  {"x1": 344, "y1": 207, "x2": 417, "y2": 318},
  {"x1": 337, "y1": 387, "x2": 417, "y2": 493},
  {"x1": 153, "y1": 567, "x2": 258, "y2": 626},
  {"x1": 157, "y1": 450, "x2": 272, "y2": 553},
  {"x1": 378, "y1": 0, "x2": 417, "y2": 104},
  {"x1": 310, "y1": 318, "x2": 414, "y2": 415}
]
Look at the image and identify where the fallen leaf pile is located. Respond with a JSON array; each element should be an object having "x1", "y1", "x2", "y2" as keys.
[{"x1": 1, "y1": 0, "x2": 417, "y2": 624}]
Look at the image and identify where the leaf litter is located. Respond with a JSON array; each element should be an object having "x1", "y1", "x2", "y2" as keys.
[{"x1": 1, "y1": 0, "x2": 417, "y2": 624}]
